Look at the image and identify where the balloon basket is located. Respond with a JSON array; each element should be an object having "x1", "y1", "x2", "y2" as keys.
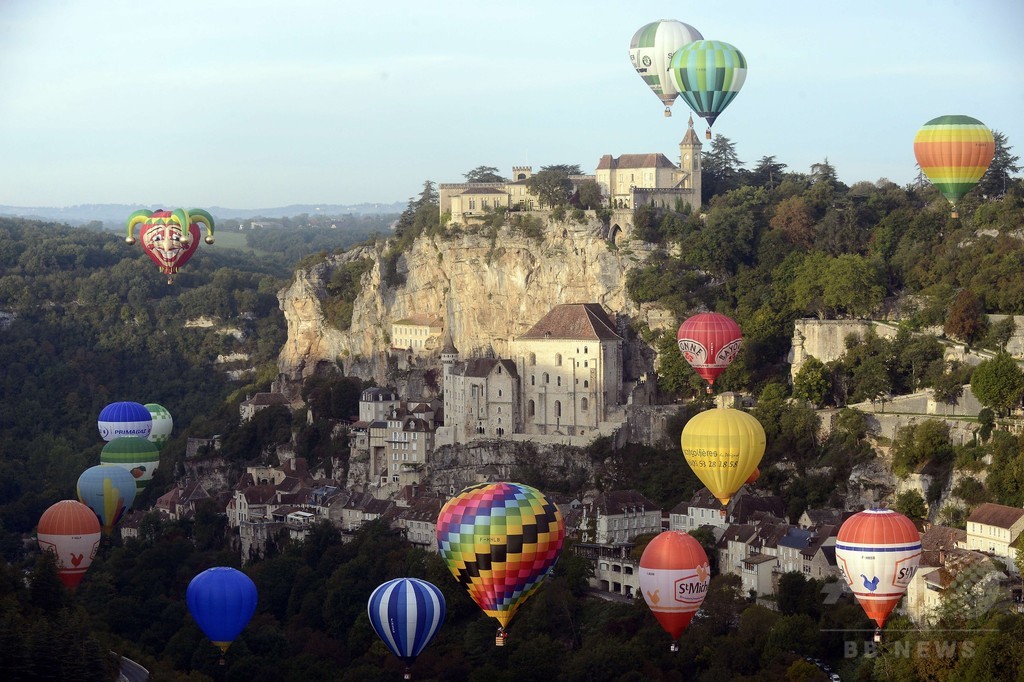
[
  {"x1": 404, "y1": 668, "x2": 412, "y2": 680},
  {"x1": 664, "y1": 107, "x2": 672, "y2": 117},
  {"x1": 705, "y1": 128, "x2": 712, "y2": 139},
  {"x1": 495, "y1": 627, "x2": 508, "y2": 647},
  {"x1": 670, "y1": 641, "x2": 679, "y2": 653},
  {"x1": 873, "y1": 628, "x2": 882, "y2": 644}
]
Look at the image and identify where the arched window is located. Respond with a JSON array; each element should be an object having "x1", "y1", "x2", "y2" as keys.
[
  {"x1": 544, "y1": 373, "x2": 549, "y2": 384},
  {"x1": 528, "y1": 400, "x2": 535, "y2": 417},
  {"x1": 557, "y1": 376, "x2": 561, "y2": 386},
  {"x1": 529, "y1": 353, "x2": 536, "y2": 366},
  {"x1": 497, "y1": 365, "x2": 502, "y2": 374},
  {"x1": 555, "y1": 353, "x2": 562, "y2": 366},
  {"x1": 583, "y1": 380, "x2": 589, "y2": 388},
  {"x1": 531, "y1": 375, "x2": 535, "y2": 386},
  {"x1": 581, "y1": 398, "x2": 589, "y2": 411},
  {"x1": 498, "y1": 389, "x2": 503, "y2": 397},
  {"x1": 555, "y1": 401, "x2": 561, "y2": 418},
  {"x1": 584, "y1": 346, "x2": 588, "y2": 354}
]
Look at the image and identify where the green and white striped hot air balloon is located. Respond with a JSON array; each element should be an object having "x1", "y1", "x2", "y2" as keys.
[
  {"x1": 100, "y1": 437, "x2": 160, "y2": 490},
  {"x1": 629, "y1": 19, "x2": 703, "y2": 117},
  {"x1": 669, "y1": 39, "x2": 747, "y2": 138},
  {"x1": 145, "y1": 403, "x2": 173, "y2": 448}
]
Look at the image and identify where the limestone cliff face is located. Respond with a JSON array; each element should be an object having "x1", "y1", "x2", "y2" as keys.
[{"x1": 278, "y1": 219, "x2": 666, "y2": 387}]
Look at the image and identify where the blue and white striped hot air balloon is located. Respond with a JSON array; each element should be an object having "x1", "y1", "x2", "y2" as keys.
[{"x1": 368, "y1": 578, "x2": 445, "y2": 677}]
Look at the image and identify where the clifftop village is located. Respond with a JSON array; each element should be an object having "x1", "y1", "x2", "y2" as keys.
[{"x1": 128, "y1": 124, "x2": 1024, "y2": 626}]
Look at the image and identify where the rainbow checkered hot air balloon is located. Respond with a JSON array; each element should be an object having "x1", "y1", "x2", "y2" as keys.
[
  {"x1": 436, "y1": 482, "x2": 564, "y2": 644},
  {"x1": 913, "y1": 115, "x2": 995, "y2": 218},
  {"x1": 835, "y1": 509, "x2": 921, "y2": 639}
]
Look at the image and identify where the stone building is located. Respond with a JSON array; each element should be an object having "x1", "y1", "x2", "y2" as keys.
[{"x1": 440, "y1": 358, "x2": 520, "y2": 445}]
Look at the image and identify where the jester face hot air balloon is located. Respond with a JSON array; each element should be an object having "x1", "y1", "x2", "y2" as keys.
[
  {"x1": 913, "y1": 115, "x2": 995, "y2": 218},
  {"x1": 98, "y1": 401, "x2": 152, "y2": 442},
  {"x1": 37, "y1": 500, "x2": 102, "y2": 591},
  {"x1": 835, "y1": 509, "x2": 921, "y2": 638},
  {"x1": 680, "y1": 407, "x2": 765, "y2": 506},
  {"x1": 77, "y1": 464, "x2": 137, "y2": 534},
  {"x1": 100, "y1": 436, "x2": 161, "y2": 489},
  {"x1": 368, "y1": 578, "x2": 446, "y2": 678},
  {"x1": 145, "y1": 403, "x2": 173, "y2": 448},
  {"x1": 639, "y1": 531, "x2": 710, "y2": 651},
  {"x1": 629, "y1": 19, "x2": 704, "y2": 117},
  {"x1": 669, "y1": 40, "x2": 747, "y2": 138},
  {"x1": 436, "y1": 482, "x2": 564, "y2": 643},
  {"x1": 126, "y1": 208, "x2": 215, "y2": 283},
  {"x1": 677, "y1": 312, "x2": 743, "y2": 388},
  {"x1": 187, "y1": 567, "x2": 258, "y2": 655}
]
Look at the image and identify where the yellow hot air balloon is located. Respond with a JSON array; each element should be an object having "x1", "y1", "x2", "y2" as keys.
[{"x1": 680, "y1": 407, "x2": 765, "y2": 505}]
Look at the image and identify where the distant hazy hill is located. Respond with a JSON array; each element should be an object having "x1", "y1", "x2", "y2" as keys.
[{"x1": 0, "y1": 202, "x2": 405, "y2": 226}]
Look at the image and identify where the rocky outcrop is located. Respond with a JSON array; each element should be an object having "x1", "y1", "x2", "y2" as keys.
[{"x1": 277, "y1": 219, "x2": 668, "y2": 387}]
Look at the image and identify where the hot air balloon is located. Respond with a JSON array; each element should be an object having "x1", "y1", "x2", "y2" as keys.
[
  {"x1": 629, "y1": 19, "x2": 704, "y2": 117},
  {"x1": 639, "y1": 531, "x2": 711, "y2": 651},
  {"x1": 669, "y1": 40, "x2": 747, "y2": 138},
  {"x1": 368, "y1": 578, "x2": 446, "y2": 680},
  {"x1": 98, "y1": 401, "x2": 153, "y2": 442},
  {"x1": 145, "y1": 403, "x2": 173, "y2": 448},
  {"x1": 77, "y1": 464, "x2": 137, "y2": 534},
  {"x1": 677, "y1": 312, "x2": 743, "y2": 389},
  {"x1": 100, "y1": 436, "x2": 161, "y2": 489},
  {"x1": 37, "y1": 500, "x2": 102, "y2": 591},
  {"x1": 680, "y1": 407, "x2": 765, "y2": 506},
  {"x1": 913, "y1": 115, "x2": 995, "y2": 218},
  {"x1": 126, "y1": 208, "x2": 215, "y2": 284},
  {"x1": 835, "y1": 509, "x2": 921, "y2": 642},
  {"x1": 436, "y1": 482, "x2": 564, "y2": 645},
  {"x1": 186, "y1": 567, "x2": 258, "y2": 657},
  {"x1": 745, "y1": 467, "x2": 760, "y2": 485}
]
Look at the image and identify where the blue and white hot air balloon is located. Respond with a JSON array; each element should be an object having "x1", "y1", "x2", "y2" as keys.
[
  {"x1": 368, "y1": 578, "x2": 446, "y2": 678},
  {"x1": 97, "y1": 401, "x2": 152, "y2": 442}
]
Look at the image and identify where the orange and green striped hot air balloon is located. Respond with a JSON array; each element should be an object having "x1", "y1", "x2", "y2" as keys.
[{"x1": 913, "y1": 115, "x2": 995, "y2": 218}]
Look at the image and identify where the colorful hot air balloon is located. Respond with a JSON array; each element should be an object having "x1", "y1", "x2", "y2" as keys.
[
  {"x1": 669, "y1": 40, "x2": 747, "y2": 138},
  {"x1": 835, "y1": 509, "x2": 921, "y2": 641},
  {"x1": 186, "y1": 567, "x2": 258, "y2": 656},
  {"x1": 145, "y1": 403, "x2": 173, "y2": 448},
  {"x1": 436, "y1": 482, "x2": 564, "y2": 644},
  {"x1": 639, "y1": 531, "x2": 711, "y2": 651},
  {"x1": 680, "y1": 407, "x2": 765, "y2": 506},
  {"x1": 913, "y1": 115, "x2": 995, "y2": 218},
  {"x1": 37, "y1": 500, "x2": 102, "y2": 591},
  {"x1": 629, "y1": 19, "x2": 704, "y2": 117},
  {"x1": 77, "y1": 464, "x2": 137, "y2": 534},
  {"x1": 100, "y1": 436, "x2": 161, "y2": 489},
  {"x1": 98, "y1": 401, "x2": 153, "y2": 442},
  {"x1": 677, "y1": 312, "x2": 743, "y2": 389},
  {"x1": 126, "y1": 208, "x2": 215, "y2": 284},
  {"x1": 368, "y1": 578, "x2": 446, "y2": 679}
]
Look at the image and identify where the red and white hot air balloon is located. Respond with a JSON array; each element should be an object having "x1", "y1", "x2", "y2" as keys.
[
  {"x1": 639, "y1": 531, "x2": 711, "y2": 651},
  {"x1": 37, "y1": 500, "x2": 102, "y2": 591},
  {"x1": 835, "y1": 509, "x2": 922, "y2": 641},
  {"x1": 676, "y1": 312, "x2": 742, "y2": 389}
]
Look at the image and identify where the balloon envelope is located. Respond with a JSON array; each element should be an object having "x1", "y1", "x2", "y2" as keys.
[
  {"x1": 677, "y1": 312, "x2": 743, "y2": 386},
  {"x1": 680, "y1": 408, "x2": 765, "y2": 505},
  {"x1": 37, "y1": 500, "x2": 101, "y2": 590},
  {"x1": 186, "y1": 567, "x2": 258, "y2": 653},
  {"x1": 100, "y1": 436, "x2": 161, "y2": 489},
  {"x1": 145, "y1": 403, "x2": 173, "y2": 447},
  {"x1": 835, "y1": 509, "x2": 921, "y2": 628},
  {"x1": 77, "y1": 464, "x2": 137, "y2": 534},
  {"x1": 629, "y1": 19, "x2": 703, "y2": 115},
  {"x1": 368, "y1": 578, "x2": 446, "y2": 666},
  {"x1": 98, "y1": 401, "x2": 152, "y2": 441},
  {"x1": 436, "y1": 482, "x2": 565, "y2": 629},
  {"x1": 126, "y1": 208, "x2": 215, "y2": 280},
  {"x1": 639, "y1": 531, "x2": 710, "y2": 640},
  {"x1": 669, "y1": 40, "x2": 747, "y2": 130},
  {"x1": 913, "y1": 115, "x2": 994, "y2": 211}
]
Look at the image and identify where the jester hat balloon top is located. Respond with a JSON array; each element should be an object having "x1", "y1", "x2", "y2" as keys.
[
  {"x1": 126, "y1": 208, "x2": 215, "y2": 283},
  {"x1": 436, "y1": 482, "x2": 564, "y2": 631}
]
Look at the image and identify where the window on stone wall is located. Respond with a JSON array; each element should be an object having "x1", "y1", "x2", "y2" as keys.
[
  {"x1": 555, "y1": 401, "x2": 561, "y2": 418},
  {"x1": 581, "y1": 398, "x2": 588, "y2": 411},
  {"x1": 555, "y1": 353, "x2": 562, "y2": 366},
  {"x1": 528, "y1": 400, "x2": 535, "y2": 417}
]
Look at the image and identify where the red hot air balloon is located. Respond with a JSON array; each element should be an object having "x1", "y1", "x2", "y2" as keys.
[
  {"x1": 126, "y1": 208, "x2": 215, "y2": 284},
  {"x1": 639, "y1": 531, "x2": 710, "y2": 651},
  {"x1": 676, "y1": 312, "x2": 742, "y2": 388},
  {"x1": 835, "y1": 509, "x2": 922, "y2": 641},
  {"x1": 37, "y1": 500, "x2": 102, "y2": 591}
]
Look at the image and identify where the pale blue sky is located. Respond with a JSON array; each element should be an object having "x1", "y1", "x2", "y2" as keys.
[{"x1": 1, "y1": 0, "x2": 1021, "y2": 208}]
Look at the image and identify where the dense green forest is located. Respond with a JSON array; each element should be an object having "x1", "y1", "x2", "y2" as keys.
[{"x1": 3, "y1": 136, "x2": 1024, "y2": 681}]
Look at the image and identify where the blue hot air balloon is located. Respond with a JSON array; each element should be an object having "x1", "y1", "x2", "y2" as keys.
[
  {"x1": 186, "y1": 567, "x2": 258, "y2": 655},
  {"x1": 97, "y1": 401, "x2": 152, "y2": 442},
  {"x1": 368, "y1": 578, "x2": 446, "y2": 676},
  {"x1": 77, "y1": 464, "x2": 137, "y2": 534}
]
